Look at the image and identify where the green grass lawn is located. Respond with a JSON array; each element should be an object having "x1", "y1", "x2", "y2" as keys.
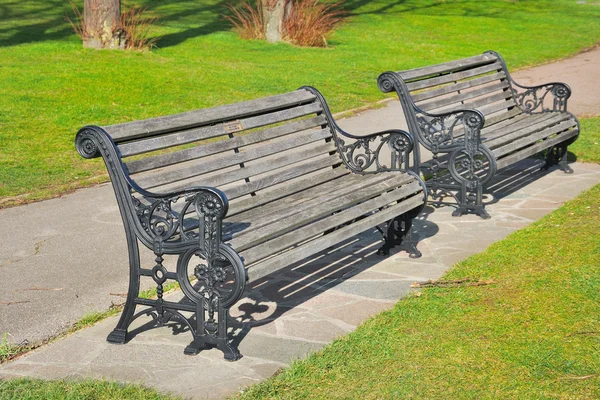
[
  {"x1": 1, "y1": 0, "x2": 600, "y2": 205},
  {"x1": 236, "y1": 187, "x2": 600, "y2": 399},
  {"x1": 0, "y1": 379, "x2": 179, "y2": 400}
]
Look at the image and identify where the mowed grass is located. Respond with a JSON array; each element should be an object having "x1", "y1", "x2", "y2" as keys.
[
  {"x1": 0, "y1": 378, "x2": 179, "y2": 400},
  {"x1": 1, "y1": 0, "x2": 600, "y2": 204},
  {"x1": 235, "y1": 186, "x2": 600, "y2": 399},
  {"x1": 572, "y1": 117, "x2": 600, "y2": 163}
]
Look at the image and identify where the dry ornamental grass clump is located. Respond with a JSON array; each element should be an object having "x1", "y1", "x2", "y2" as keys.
[{"x1": 225, "y1": 0, "x2": 345, "y2": 47}]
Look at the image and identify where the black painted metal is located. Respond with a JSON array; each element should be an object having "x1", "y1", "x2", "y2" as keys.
[
  {"x1": 378, "y1": 51, "x2": 579, "y2": 219},
  {"x1": 75, "y1": 87, "x2": 426, "y2": 360}
]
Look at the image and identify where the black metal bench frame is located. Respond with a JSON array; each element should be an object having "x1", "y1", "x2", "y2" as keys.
[
  {"x1": 75, "y1": 86, "x2": 426, "y2": 361},
  {"x1": 378, "y1": 51, "x2": 580, "y2": 218}
]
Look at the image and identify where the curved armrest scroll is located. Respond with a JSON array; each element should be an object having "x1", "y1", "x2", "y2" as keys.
[{"x1": 299, "y1": 85, "x2": 415, "y2": 174}]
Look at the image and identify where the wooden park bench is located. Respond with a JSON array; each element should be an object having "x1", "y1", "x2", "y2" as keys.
[
  {"x1": 378, "y1": 50, "x2": 580, "y2": 218},
  {"x1": 75, "y1": 86, "x2": 426, "y2": 361}
]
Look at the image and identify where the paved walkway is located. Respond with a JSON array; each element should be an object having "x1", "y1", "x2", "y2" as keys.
[{"x1": 1, "y1": 48, "x2": 599, "y2": 398}]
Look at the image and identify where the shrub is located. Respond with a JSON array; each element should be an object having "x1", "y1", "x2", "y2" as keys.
[
  {"x1": 225, "y1": 0, "x2": 265, "y2": 40},
  {"x1": 225, "y1": 0, "x2": 345, "y2": 47},
  {"x1": 284, "y1": 0, "x2": 344, "y2": 47}
]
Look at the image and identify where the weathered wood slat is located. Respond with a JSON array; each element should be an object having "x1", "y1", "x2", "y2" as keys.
[
  {"x1": 228, "y1": 173, "x2": 415, "y2": 248},
  {"x1": 226, "y1": 171, "x2": 371, "y2": 223},
  {"x1": 482, "y1": 108, "x2": 523, "y2": 128},
  {"x1": 492, "y1": 119, "x2": 578, "y2": 158},
  {"x1": 399, "y1": 54, "x2": 497, "y2": 82},
  {"x1": 481, "y1": 112, "x2": 539, "y2": 138},
  {"x1": 244, "y1": 194, "x2": 424, "y2": 280},
  {"x1": 221, "y1": 157, "x2": 344, "y2": 201},
  {"x1": 118, "y1": 102, "x2": 323, "y2": 157},
  {"x1": 495, "y1": 128, "x2": 579, "y2": 170},
  {"x1": 412, "y1": 71, "x2": 507, "y2": 103},
  {"x1": 132, "y1": 128, "x2": 332, "y2": 189},
  {"x1": 105, "y1": 90, "x2": 317, "y2": 141},
  {"x1": 125, "y1": 116, "x2": 328, "y2": 174},
  {"x1": 474, "y1": 97, "x2": 516, "y2": 116},
  {"x1": 226, "y1": 167, "x2": 349, "y2": 215},
  {"x1": 484, "y1": 113, "x2": 570, "y2": 147},
  {"x1": 405, "y1": 62, "x2": 503, "y2": 92},
  {"x1": 153, "y1": 143, "x2": 338, "y2": 193},
  {"x1": 418, "y1": 81, "x2": 510, "y2": 113}
]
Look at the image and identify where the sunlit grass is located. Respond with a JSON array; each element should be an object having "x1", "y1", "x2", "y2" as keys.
[{"x1": 1, "y1": 0, "x2": 600, "y2": 203}]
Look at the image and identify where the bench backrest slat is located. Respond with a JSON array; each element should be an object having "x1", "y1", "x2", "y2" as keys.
[
  {"x1": 102, "y1": 89, "x2": 342, "y2": 197},
  {"x1": 105, "y1": 90, "x2": 317, "y2": 142},
  {"x1": 397, "y1": 54, "x2": 516, "y2": 118}
]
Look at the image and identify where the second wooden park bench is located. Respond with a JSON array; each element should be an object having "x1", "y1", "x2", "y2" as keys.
[
  {"x1": 378, "y1": 50, "x2": 580, "y2": 218},
  {"x1": 75, "y1": 86, "x2": 426, "y2": 361}
]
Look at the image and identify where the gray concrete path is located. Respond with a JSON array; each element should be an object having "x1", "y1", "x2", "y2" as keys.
[{"x1": 1, "y1": 48, "x2": 600, "y2": 398}]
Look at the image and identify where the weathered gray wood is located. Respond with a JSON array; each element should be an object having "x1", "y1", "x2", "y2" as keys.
[
  {"x1": 399, "y1": 54, "x2": 497, "y2": 82},
  {"x1": 105, "y1": 90, "x2": 317, "y2": 141},
  {"x1": 226, "y1": 170, "x2": 372, "y2": 223},
  {"x1": 125, "y1": 115, "x2": 328, "y2": 174},
  {"x1": 412, "y1": 71, "x2": 507, "y2": 103},
  {"x1": 132, "y1": 128, "x2": 332, "y2": 189},
  {"x1": 245, "y1": 195, "x2": 424, "y2": 280},
  {"x1": 227, "y1": 167, "x2": 349, "y2": 215},
  {"x1": 406, "y1": 62, "x2": 503, "y2": 92},
  {"x1": 229, "y1": 174, "x2": 416, "y2": 251},
  {"x1": 240, "y1": 182, "x2": 423, "y2": 265},
  {"x1": 482, "y1": 108, "x2": 522, "y2": 128},
  {"x1": 118, "y1": 102, "x2": 323, "y2": 157},
  {"x1": 495, "y1": 128, "x2": 579, "y2": 170},
  {"x1": 492, "y1": 119, "x2": 578, "y2": 158},
  {"x1": 418, "y1": 81, "x2": 510, "y2": 113},
  {"x1": 153, "y1": 143, "x2": 338, "y2": 193},
  {"x1": 484, "y1": 113, "x2": 570, "y2": 148}
]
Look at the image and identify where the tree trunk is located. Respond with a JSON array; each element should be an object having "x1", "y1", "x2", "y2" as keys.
[
  {"x1": 83, "y1": 0, "x2": 124, "y2": 49},
  {"x1": 262, "y1": 0, "x2": 287, "y2": 43}
]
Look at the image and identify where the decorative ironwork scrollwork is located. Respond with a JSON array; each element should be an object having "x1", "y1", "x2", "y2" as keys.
[
  {"x1": 334, "y1": 131, "x2": 413, "y2": 173},
  {"x1": 512, "y1": 83, "x2": 570, "y2": 113}
]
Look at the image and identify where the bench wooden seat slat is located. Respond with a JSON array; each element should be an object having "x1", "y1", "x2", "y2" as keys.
[
  {"x1": 245, "y1": 194, "x2": 424, "y2": 281},
  {"x1": 495, "y1": 129, "x2": 579, "y2": 170},
  {"x1": 225, "y1": 171, "x2": 377, "y2": 226},
  {"x1": 379, "y1": 50, "x2": 579, "y2": 218},
  {"x1": 485, "y1": 114, "x2": 572, "y2": 149},
  {"x1": 117, "y1": 102, "x2": 323, "y2": 157},
  {"x1": 124, "y1": 115, "x2": 328, "y2": 174},
  {"x1": 229, "y1": 174, "x2": 416, "y2": 252},
  {"x1": 105, "y1": 90, "x2": 317, "y2": 141},
  {"x1": 226, "y1": 167, "x2": 350, "y2": 215},
  {"x1": 240, "y1": 181, "x2": 423, "y2": 267},
  {"x1": 493, "y1": 119, "x2": 578, "y2": 158}
]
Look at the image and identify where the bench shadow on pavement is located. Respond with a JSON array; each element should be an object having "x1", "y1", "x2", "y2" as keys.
[
  {"x1": 425, "y1": 157, "x2": 572, "y2": 212},
  {"x1": 126, "y1": 209, "x2": 439, "y2": 352}
]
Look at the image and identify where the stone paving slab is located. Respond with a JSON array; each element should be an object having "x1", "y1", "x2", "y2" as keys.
[{"x1": 2, "y1": 160, "x2": 599, "y2": 399}]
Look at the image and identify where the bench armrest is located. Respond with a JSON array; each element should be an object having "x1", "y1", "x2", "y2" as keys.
[
  {"x1": 509, "y1": 80, "x2": 571, "y2": 113},
  {"x1": 377, "y1": 71, "x2": 485, "y2": 154},
  {"x1": 483, "y1": 50, "x2": 571, "y2": 113},
  {"x1": 300, "y1": 85, "x2": 415, "y2": 174}
]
